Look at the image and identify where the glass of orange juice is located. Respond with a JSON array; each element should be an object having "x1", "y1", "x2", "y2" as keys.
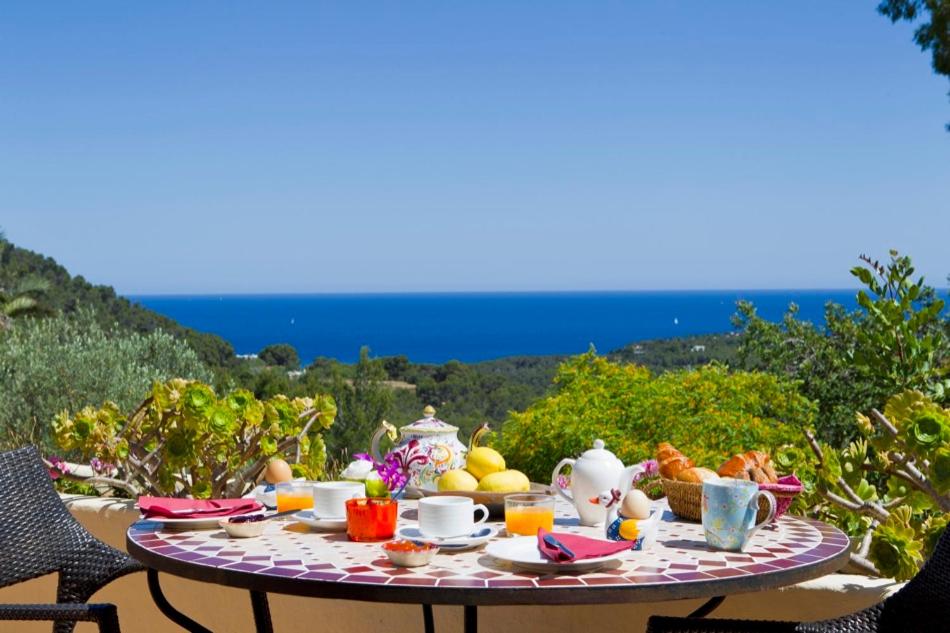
[
  {"x1": 505, "y1": 494, "x2": 555, "y2": 536},
  {"x1": 276, "y1": 481, "x2": 315, "y2": 512}
]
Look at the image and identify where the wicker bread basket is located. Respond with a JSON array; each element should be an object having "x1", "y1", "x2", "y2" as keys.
[{"x1": 662, "y1": 476, "x2": 802, "y2": 523}]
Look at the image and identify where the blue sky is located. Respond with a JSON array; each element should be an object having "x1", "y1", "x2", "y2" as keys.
[{"x1": 2, "y1": 2, "x2": 948, "y2": 294}]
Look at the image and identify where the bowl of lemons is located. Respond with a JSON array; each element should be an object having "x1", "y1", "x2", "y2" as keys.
[{"x1": 417, "y1": 425, "x2": 552, "y2": 517}]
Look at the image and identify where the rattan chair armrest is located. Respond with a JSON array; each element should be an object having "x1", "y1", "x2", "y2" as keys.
[
  {"x1": 647, "y1": 615, "x2": 800, "y2": 633},
  {"x1": 0, "y1": 602, "x2": 120, "y2": 632}
]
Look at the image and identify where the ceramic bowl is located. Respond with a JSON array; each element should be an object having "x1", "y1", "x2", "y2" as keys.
[
  {"x1": 382, "y1": 540, "x2": 439, "y2": 567},
  {"x1": 219, "y1": 516, "x2": 266, "y2": 538}
]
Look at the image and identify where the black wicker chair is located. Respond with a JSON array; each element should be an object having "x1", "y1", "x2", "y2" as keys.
[
  {"x1": 646, "y1": 525, "x2": 949, "y2": 632},
  {"x1": 0, "y1": 445, "x2": 144, "y2": 633}
]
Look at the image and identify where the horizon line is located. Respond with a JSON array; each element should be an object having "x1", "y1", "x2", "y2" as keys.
[{"x1": 125, "y1": 287, "x2": 874, "y2": 299}]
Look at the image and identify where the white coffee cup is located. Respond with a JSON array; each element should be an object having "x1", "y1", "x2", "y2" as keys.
[
  {"x1": 418, "y1": 496, "x2": 489, "y2": 538},
  {"x1": 313, "y1": 481, "x2": 365, "y2": 519}
]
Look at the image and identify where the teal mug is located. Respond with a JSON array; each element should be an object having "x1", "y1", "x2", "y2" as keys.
[{"x1": 701, "y1": 478, "x2": 776, "y2": 551}]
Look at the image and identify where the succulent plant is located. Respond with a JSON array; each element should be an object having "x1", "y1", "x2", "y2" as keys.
[
  {"x1": 804, "y1": 391, "x2": 949, "y2": 580},
  {"x1": 53, "y1": 379, "x2": 336, "y2": 499}
]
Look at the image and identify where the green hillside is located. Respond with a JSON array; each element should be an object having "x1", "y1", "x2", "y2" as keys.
[{"x1": 0, "y1": 237, "x2": 234, "y2": 367}]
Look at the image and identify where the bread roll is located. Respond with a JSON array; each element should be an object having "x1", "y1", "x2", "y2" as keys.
[{"x1": 675, "y1": 467, "x2": 719, "y2": 484}]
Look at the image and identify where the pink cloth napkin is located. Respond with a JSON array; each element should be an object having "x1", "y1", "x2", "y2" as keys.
[
  {"x1": 138, "y1": 497, "x2": 262, "y2": 519},
  {"x1": 537, "y1": 527, "x2": 633, "y2": 563}
]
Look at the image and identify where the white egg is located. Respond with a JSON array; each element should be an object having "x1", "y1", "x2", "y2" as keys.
[{"x1": 620, "y1": 489, "x2": 651, "y2": 520}]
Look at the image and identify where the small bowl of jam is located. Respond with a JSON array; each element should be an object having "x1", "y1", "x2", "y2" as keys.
[
  {"x1": 219, "y1": 513, "x2": 267, "y2": 538},
  {"x1": 382, "y1": 540, "x2": 439, "y2": 567}
]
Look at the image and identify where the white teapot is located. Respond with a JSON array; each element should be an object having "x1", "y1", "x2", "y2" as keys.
[{"x1": 551, "y1": 439, "x2": 645, "y2": 526}]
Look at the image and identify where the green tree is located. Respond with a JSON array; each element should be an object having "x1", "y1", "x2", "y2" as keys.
[
  {"x1": 735, "y1": 250, "x2": 949, "y2": 446},
  {"x1": 0, "y1": 233, "x2": 52, "y2": 330},
  {"x1": 878, "y1": 0, "x2": 950, "y2": 128},
  {"x1": 0, "y1": 309, "x2": 212, "y2": 451},
  {"x1": 325, "y1": 347, "x2": 395, "y2": 455},
  {"x1": 258, "y1": 343, "x2": 300, "y2": 369}
]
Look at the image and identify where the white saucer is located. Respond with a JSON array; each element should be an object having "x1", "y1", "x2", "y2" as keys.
[
  {"x1": 293, "y1": 510, "x2": 347, "y2": 531},
  {"x1": 395, "y1": 525, "x2": 499, "y2": 550},
  {"x1": 143, "y1": 512, "x2": 265, "y2": 530},
  {"x1": 486, "y1": 536, "x2": 625, "y2": 573}
]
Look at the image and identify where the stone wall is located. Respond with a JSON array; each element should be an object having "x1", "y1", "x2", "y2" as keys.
[{"x1": 0, "y1": 495, "x2": 901, "y2": 633}]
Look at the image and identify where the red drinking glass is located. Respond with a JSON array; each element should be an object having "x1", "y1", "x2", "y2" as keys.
[{"x1": 346, "y1": 497, "x2": 398, "y2": 542}]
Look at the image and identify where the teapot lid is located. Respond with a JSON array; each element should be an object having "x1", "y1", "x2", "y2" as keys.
[
  {"x1": 579, "y1": 439, "x2": 618, "y2": 462},
  {"x1": 402, "y1": 405, "x2": 458, "y2": 434}
]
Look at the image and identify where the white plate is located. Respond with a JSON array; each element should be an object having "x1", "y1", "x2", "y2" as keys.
[
  {"x1": 395, "y1": 525, "x2": 499, "y2": 550},
  {"x1": 486, "y1": 536, "x2": 625, "y2": 573},
  {"x1": 143, "y1": 512, "x2": 265, "y2": 530},
  {"x1": 293, "y1": 510, "x2": 347, "y2": 531}
]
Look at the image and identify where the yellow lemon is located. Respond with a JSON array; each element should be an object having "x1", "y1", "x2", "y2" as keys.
[
  {"x1": 476, "y1": 469, "x2": 530, "y2": 493},
  {"x1": 437, "y1": 469, "x2": 479, "y2": 492}
]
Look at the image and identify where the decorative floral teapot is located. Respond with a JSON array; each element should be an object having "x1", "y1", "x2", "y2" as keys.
[
  {"x1": 371, "y1": 406, "x2": 467, "y2": 491},
  {"x1": 551, "y1": 439, "x2": 645, "y2": 526}
]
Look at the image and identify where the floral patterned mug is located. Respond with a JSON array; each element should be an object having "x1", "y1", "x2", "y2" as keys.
[{"x1": 701, "y1": 478, "x2": 776, "y2": 551}]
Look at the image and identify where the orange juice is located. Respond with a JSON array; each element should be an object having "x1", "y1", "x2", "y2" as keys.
[
  {"x1": 276, "y1": 493, "x2": 313, "y2": 512},
  {"x1": 505, "y1": 506, "x2": 555, "y2": 536}
]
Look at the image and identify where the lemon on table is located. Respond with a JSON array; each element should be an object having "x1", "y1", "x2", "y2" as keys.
[
  {"x1": 476, "y1": 469, "x2": 530, "y2": 493},
  {"x1": 438, "y1": 469, "x2": 478, "y2": 492},
  {"x1": 466, "y1": 423, "x2": 506, "y2": 480}
]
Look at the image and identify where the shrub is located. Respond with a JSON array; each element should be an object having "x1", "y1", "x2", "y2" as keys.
[
  {"x1": 53, "y1": 379, "x2": 337, "y2": 498},
  {"x1": 735, "y1": 250, "x2": 949, "y2": 446},
  {"x1": 803, "y1": 391, "x2": 949, "y2": 580},
  {"x1": 0, "y1": 310, "x2": 211, "y2": 452},
  {"x1": 496, "y1": 351, "x2": 816, "y2": 483},
  {"x1": 259, "y1": 343, "x2": 300, "y2": 369}
]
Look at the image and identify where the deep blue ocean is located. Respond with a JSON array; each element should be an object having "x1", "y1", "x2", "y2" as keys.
[{"x1": 131, "y1": 291, "x2": 859, "y2": 365}]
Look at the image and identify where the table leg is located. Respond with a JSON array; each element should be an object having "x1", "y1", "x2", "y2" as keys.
[
  {"x1": 146, "y1": 568, "x2": 213, "y2": 633},
  {"x1": 687, "y1": 596, "x2": 725, "y2": 618},
  {"x1": 422, "y1": 604, "x2": 435, "y2": 633},
  {"x1": 464, "y1": 605, "x2": 477, "y2": 633},
  {"x1": 249, "y1": 590, "x2": 274, "y2": 633}
]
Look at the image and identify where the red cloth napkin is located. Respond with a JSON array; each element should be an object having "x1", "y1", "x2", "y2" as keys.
[
  {"x1": 138, "y1": 497, "x2": 262, "y2": 519},
  {"x1": 537, "y1": 528, "x2": 633, "y2": 563}
]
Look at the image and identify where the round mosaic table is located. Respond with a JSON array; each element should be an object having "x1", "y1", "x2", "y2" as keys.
[{"x1": 127, "y1": 498, "x2": 850, "y2": 633}]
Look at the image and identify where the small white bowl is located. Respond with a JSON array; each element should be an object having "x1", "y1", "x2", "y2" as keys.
[
  {"x1": 382, "y1": 540, "x2": 439, "y2": 567},
  {"x1": 219, "y1": 516, "x2": 266, "y2": 538}
]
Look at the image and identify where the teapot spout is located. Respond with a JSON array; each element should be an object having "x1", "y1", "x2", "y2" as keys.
[
  {"x1": 369, "y1": 420, "x2": 398, "y2": 463},
  {"x1": 619, "y1": 464, "x2": 645, "y2": 497}
]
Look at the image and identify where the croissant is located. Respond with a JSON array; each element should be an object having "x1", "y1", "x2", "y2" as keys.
[
  {"x1": 717, "y1": 451, "x2": 778, "y2": 483},
  {"x1": 656, "y1": 443, "x2": 694, "y2": 479}
]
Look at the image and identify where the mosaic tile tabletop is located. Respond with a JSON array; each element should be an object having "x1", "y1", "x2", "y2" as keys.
[{"x1": 128, "y1": 498, "x2": 850, "y2": 601}]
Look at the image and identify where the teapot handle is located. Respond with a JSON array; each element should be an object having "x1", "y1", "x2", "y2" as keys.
[
  {"x1": 619, "y1": 464, "x2": 645, "y2": 498},
  {"x1": 551, "y1": 458, "x2": 576, "y2": 504},
  {"x1": 369, "y1": 421, "x2": 395, "y2": 463}
]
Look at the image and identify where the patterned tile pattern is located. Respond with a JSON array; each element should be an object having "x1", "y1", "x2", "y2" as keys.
[{"x1": 128, "y1": 499, "x2": 849, "y2": 594}]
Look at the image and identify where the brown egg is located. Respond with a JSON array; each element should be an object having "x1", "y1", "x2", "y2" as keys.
[
  {"x1": 620, "y1": 489, "x2": 651, "y2": 520},
  {"x1": 263, "y1": 458, "x2": 293, "y2": 484}
]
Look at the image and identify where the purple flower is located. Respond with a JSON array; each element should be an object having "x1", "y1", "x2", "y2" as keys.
[
  {"x1": 353, "y1": 453, "x2": 373, "y2": 463},
  {"x1": 369, "y1": 441, "x2": 430, "y2": 494},
  {"x1": 632, "y1": 459, "x2": 658, "y2": 483},
  {"x1": 556, "y1": 474, "x2": 570, "y2": 490},
  {"x1": 90, "y1": 458, "x2": 114, "y2": 475},
  {"x1": 48, "y1": 455, "x2": 70, "y2": 480}
]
